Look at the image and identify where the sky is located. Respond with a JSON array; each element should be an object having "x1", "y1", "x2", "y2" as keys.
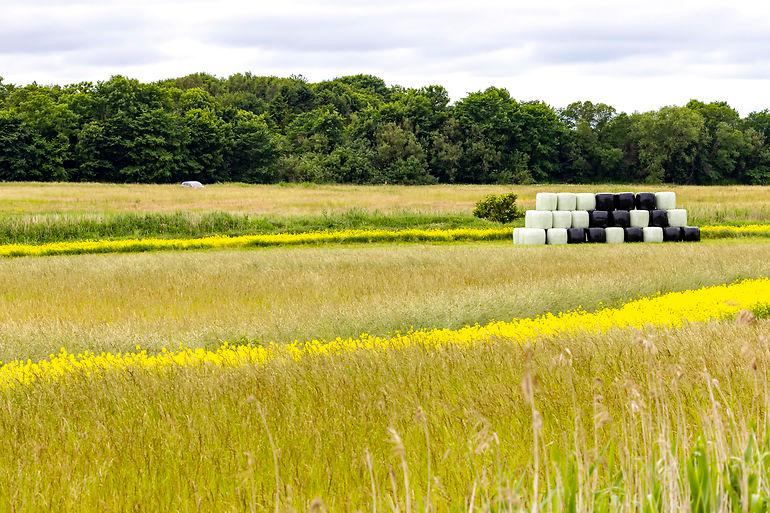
[{"x1": 2, "y1": 0, "x2": 770, "y2": 114}]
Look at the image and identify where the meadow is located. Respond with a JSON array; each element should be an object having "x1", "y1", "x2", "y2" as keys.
[
  {"x1": 0, "y1": 183, "x2": 767, "y2": 243},
  {"x1": 0, "y1": 183, "x2": 769, "y2": 511}
]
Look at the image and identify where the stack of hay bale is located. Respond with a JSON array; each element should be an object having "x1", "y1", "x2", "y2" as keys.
[{"x1": 513, "y1": 191, "x2": 701, "y2": 245}]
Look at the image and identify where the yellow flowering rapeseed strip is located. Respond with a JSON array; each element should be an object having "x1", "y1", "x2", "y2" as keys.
[
  {"x1": 0, "y1": 228, "x2": 511, "y2": 258},
  {"x1": 1, "y1": 278, "x2": 769, "y2": 389},
  {"x1": 0, "y1": 225, "x2": 765, "y2": 258},
  {"x1": 701, "y1": 224, "x2": 770, "y2": 238}
]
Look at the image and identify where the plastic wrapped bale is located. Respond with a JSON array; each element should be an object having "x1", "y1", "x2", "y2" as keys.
[
  {"x1": 513, "y1": 228, "x2": 521, "y2": 244},
  {"x1": 595, "y1": 193, "x2": 615, "y2": 211},
  {"x1": 546, "y1": 228, "x2": 568, "y2": 245},
  {"x1": 587, "y1": 227, "x2": 606, "y2": 243},
  {"x1": 650, "y1": 209, "x2": 668, "y2": 228},
  {"x1": 556, "y1": 192, "x2": 577, "y2": 211},
  {"x1": 682, "y1": 226, "x2": 701, "y2": 242},
  {"x1": 667, "y1": 209, "x2": 687, "y2": 227},
  {"x1": 575, "y1": 193, "x2": 596, "y2": 211},
  {"x1": 589, "y1": 210, "x2": 609, "y2": 228},
  {"x1": 635, "y1": 192, "x2": 655, "y2": 210},
  {"x1": 605, "y1": 227, "x2": 624, "y2": 244},
  {"x1": 552, "y1": 210, "x2": 572, "y2": 229},
  {"x1": 655, "y1": 191, "x2": 676, "y2": 210},
  {"x1": 663, "y1": 226, "x2": 683, "y2": 242},
  {"x1": 525, "y1": 210, "x2": 553, "y2": 229},
  {"x1": 567, "y1": 228, "x2": 586, "y2": 243},
  {"x1": 643, "y1": 226, "x2": 664, "y2": 243},
  {"x1": 629, "y1": 209, "x2": 650, "y2": 228},
  {"x1": 614, "y1": 192, "x2": 635, "y2": 210},
  {"x1": 624, "y1": 227, "x2": 644, "y2": 242},
  {"x1": 535, "y1": 193, "x2": 558, "y2": 211},
  {"x1": 571, "y1": 210, "x2": 590, "y2": 229},
  {"x1": 609, "y1": 210, "x2": 630, "y2": 227},
  {"x1": 515, "y1": 228, "x2": 546, "y2": 245}
]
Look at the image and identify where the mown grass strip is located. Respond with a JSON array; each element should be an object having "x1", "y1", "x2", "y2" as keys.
[{"x1": 3, "y1": 278, "x2": 769, "y2": 389}]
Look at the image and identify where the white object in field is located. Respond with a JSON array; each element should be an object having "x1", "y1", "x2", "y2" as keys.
[
  {"x1": 525, "y1": 210, "x2": 553, "y2": 229},
  {"x1": 556, "y1": 192, "x2": 577, "y2": 211},
  {"x1": 181, "y1": 181, "x2": 204, "y2": 188},
  {"x1": 629, "y1": 210, "x2": 650, "y2": 228},
  {"x1": 535, "y1": 193, "x2": 558, "y2": 211},
  {"x1": 575, "y1": 192, "x2": 596, "y2": 211},
  {"x1": 546, "y1": 228, "x2": 568, "y2": 245},
  {"x1": 654, "y1": 191, "x2": 676, "y2": 210},
  {"x1": 513, "y1": 228, "x2": 521, "y2": 244},
  {"x1": 642, "y1": 226, "x2": 663, "y2": 243},
  {"x1": 552, "y1": 210, "x2": 572, "y2": 229},
  {"x1": 605, "y1": 227, "x2": 625, "y2": 244},
  {"x1": 571, "y1": 210, "x2": 590, "y2": 229},
  {"x1": 515, "y1": 228, "x2": 546, "y2": 245},
  {"x1": 667, "y1": 209, "x2": 687, "y2": 227}
]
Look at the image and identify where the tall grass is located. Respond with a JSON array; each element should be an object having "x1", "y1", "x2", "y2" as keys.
[
  {"x1": 0, "y1": 240, "x2": 769, "y2": 362},
  {"x1": 1, "y1": 319, "x2": 768, "y2": 511}
]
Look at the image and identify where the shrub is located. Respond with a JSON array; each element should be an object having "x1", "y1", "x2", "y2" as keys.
[{"x1": 472, "y1": 193, "x2": 522, "y2": 224}]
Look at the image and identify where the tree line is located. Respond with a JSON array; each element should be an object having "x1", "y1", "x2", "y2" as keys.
[{"x1": 1, "y1": 73, "x2": 769, "y2": 185}]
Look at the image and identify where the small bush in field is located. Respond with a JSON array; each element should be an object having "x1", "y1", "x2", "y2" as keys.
[{"x1": 472, "y1": 193, "x2": 522, "y2": 224}]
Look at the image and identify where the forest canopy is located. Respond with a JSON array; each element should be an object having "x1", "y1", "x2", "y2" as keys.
[{"x1": 1, "y1": 73, "x2": 768, "y2": 184}]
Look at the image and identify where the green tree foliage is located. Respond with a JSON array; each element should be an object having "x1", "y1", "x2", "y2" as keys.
[
  {"x1": 227, "y1": 110, "x2": 280, "y2": 183},
  {"x1": 0, "y1": 73, "x2": 768, "y2": 184}
]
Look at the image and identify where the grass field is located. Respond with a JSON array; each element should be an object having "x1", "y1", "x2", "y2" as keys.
[
  {"x1": 0, "y1": 239, "x2": 767, "y2": 362},
  {"x1": 1, "y1": 183, "x2": 769, "y2": 511},
  {"x1": 1, "y1": 183, "x2": 768, "y2": 220},
  {"x1": 0, "y1": 183, "x2": 767, "y2": 244},
  {"x1": 3, "y1": 318, "x2": 769, "y2": 511}
]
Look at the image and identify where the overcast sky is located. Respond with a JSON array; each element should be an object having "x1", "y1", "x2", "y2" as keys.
[{"x1": 3, "y1": 0, "x2": 770, "y2": 113}]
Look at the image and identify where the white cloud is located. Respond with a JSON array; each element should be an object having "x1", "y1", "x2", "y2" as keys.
[{"x1": 2, "y1": 0, "x2": 770, "y2": 113}]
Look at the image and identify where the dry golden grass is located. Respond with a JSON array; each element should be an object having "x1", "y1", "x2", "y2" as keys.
[
  {"x1": 0, "y1": 182, "x2": 768, "y2": 224},
  {"x1": 2, "y1": 318, "x2": 769, "y2": 511},
  {"x1": 0, "y1": 239, "x2": 768, "y2": 362}
]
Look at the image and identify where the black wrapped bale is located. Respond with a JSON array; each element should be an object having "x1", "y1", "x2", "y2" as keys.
[
  {"x1": 587, "y1": 227, "x2": 606, "y2": 243},
  {"x1": 595, "y1": 193, "x2": 615, "y2": 211},
  {"x1": 663, "y1": 227, "x2": 683, "y2": 242},
  {"x1": 650, "y1": 209, "x2": 668, "y2": 227},
  {"x1": 614, "y1": 192, "x2": 635, "y2": 210},
  {"x1": 567, "y1": 228, "x2": 586, "y2": 243},
  {"x1": 609, "y1": 210, "x2": 630, "y2": 227},
  {"x1": 682, "y1": 226, "x2": 701, "y2": 242},
  {"x1": 589, "y1": 210, "x2": 609, "y2": 228},
  {"x1": 624, "y1": 227, "x2": 644, "y2": 242},
  {"x1": 635, "y1": 192, "x2": 655, "y2": 210}
]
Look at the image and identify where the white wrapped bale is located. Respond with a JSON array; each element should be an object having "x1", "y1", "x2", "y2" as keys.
[
  {"x1": 546, "y1": 228, "x2": 568, "y2": 245},
  {"x1": 642, "y1": 226, "x2": 663, "y2": 243},
  {"x1": 655, "y1": 191, "x2": 676, "y2": 210},
  {"x1": 552, "y1": 210, "x2": 572, "y2": 229},
  {"x1": 525, "y1": 210, "x2": 553, "y2": 229},
  {"x1": 515, "y1": 228, "x2": 546, "y2": 245},
  {"x1": 575, "y1": 193, "x2": 596, "y2": 211},
  {"x1": 605, "y1": 227, "x2": 625, "y2": 244},
  {"x1": 535, "y1": 193, "x2": 558, "y2": 211},
  {"x1": 667, "y1": 209, "x2": 687, "y2": 227},
  {"x1": 629, "y1": 210, "x2": 649, "y2": 228},
  {"x1": 571, "y1": 210, "x2": 590, "y2": 229},
  {"x1": 513, "y1": 228, "x2": 521, "y2": 244},
  {"x1": 556, "y1": 192, "x2": 577, "y2": 211}
]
